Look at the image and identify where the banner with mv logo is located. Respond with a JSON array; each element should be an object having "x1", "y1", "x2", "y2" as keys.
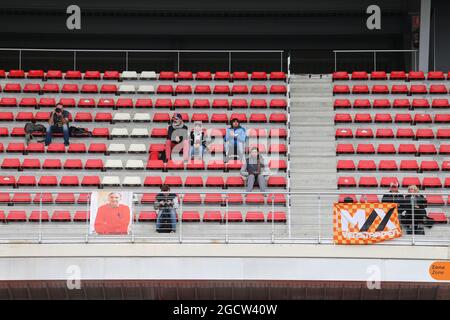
[{"x1": 333, "y1": 202, "x2": 402, "y2": 245}]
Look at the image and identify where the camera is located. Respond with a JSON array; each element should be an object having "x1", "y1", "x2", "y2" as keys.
[{"x1": 55, "y1": 107, "x2": 62, "y2": 114}]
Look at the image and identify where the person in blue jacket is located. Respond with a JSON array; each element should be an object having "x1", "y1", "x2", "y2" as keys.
[{"x1": 224, "y1": 118, "x2": 246, "y2": 162}]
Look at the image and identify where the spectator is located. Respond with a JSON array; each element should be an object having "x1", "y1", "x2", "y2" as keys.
[
  {"x1": 404, "y1": 185, "x2": 428, "y2": 235},
  {"x1": 190, "y1": 121, "x2": 207, "y2": 160},
  {"x1": 342, "y1": 197, "x2": 355, "y2": 203},
  {"x1": 224, "y1": 118, "x2": 246, "y2": 162},
  {"x1": 45, "y1": 104, "x2": 71, "y2": 146},
  {"x1": 240, "y1": 147, "x2": 269, "y2": 194},
  {"x1": 154, "y1": 185, "x2": 179, "y2": 233},
  {"x1": 381, "y1": 182, "x2": 407, "y2": 225},
  {"x1": 94, "y1": 192, "x2": 131, "y2": 235},
  {"x1": 165, "y1": 113, "x2": 189, "y2": 162}
]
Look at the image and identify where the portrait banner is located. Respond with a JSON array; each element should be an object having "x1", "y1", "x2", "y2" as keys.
[{"x1": 89, "y1": 191, "x2": 133, "y2": 235}]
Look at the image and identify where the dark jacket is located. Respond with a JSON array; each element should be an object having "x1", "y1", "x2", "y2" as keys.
[
  {"x1": 190, "y1": 130, "x2": 207, "y2": 148},
  {"x1": 167, "y1": 125, "x2": 188, "y2": 143},
  {"x1": 154, "y1": 193, "x2": 179, "y2": 210},
  {"x1": 403, "y1": 194, "x2": 428, "y2": 225}
]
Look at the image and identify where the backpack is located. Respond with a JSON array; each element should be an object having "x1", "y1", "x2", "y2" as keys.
[
  {"x1": 69, "y1": 126, "x2": 92, "y2": 137},
  {"x1": 24, "y1": 122, "x2": 46, "y2": 144}
]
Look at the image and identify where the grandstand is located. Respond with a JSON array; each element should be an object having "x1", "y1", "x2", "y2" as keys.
[{"x1": 0, "y1": 0, "x2": 449, "y2": 301}]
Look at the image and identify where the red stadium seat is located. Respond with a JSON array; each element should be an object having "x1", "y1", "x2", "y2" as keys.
[
  {"x1": 28, "y1": 69, "x2": 45, "y2": 79},
  {"x1": 422, "y1": 177, "x2": 442, "y2": 189},
  {"x1": 60, "y1": 176, "x2": 79, "y2": 186},
  {"x1": 192, "y1": 99, "x2": 210, "y2": 109},
  {"x1": 207, "y1": 160, "x2": 225, "y2": 171},
  {"x1": 416, "y1": 128, "x2": 434, "y2": 139},
  {"x1": 435, "y1": 114, "x2": 450, "y2": 123},
  {"x1": 116, "y1": 98, "x2": 133, "y2": 108},
  {"x1": 135, "y1": 99, "x2": 153, "y2": 108},
  {"x1": 427, "y1": 71, "x2": 445, "y2": 80},
  {"x1": 335, "y1": 128, "x2": 353, "y2": 139},
  {"x1": 226, "y1": 176, "x2": 245, "y2": 188},
  {"x1": 394, "y1": 113, "x2": 412, "y2": 124},
  {"x1": 374, "y1": 113, "x2": 392, "y2": 123},
  {"x1": 4, "y1": 83, "x2": 21, "y2": 92},
  {"x1": 7, "y1": 210, "x2": 27, "y2": 222},
  {"x1": 140, "y1": 193, "x2": 157, "y2": 204},
  {"x1": 81, "y1": 84, "x2": 98, "y2": 93},
  {"x1": 22, "y1": 158, "x2": 41, "y2": 169},
  {"x1": 410, "y1": 85, "x2": 427, "y2": 95},
  {"x1": 412, "y1": 99, "x2": 430, "y2": 109},
  {"x1": 408, "y1": 71, "x2": 425, "y2": 81},
  {"x1": 379, "y1": 160, "x2": 398, "y2": 171},
  {"x1": 183, "y1": 194, "x2": 202, "y2": 205},
  {"x1": 414, "y1": 114, "x2": 433, "y2": 124},
  {"x1": 393, "y1": 99, "x2": 411, "y2": 109},
  {"x1": 245, "y1": 211, "x2": 265, "y2": 222},
  {"x1": 212, "y1": 99, "x2": 229, "y2": 109},
  {"x1": 175, "y1": 85, "x2": 192, "y2": 95},
  {"x1": 232, "y1": 85, "x2": 249, "y2": 95},
  {"x1": 359, "y1": 177, "x2": 378, "y2": 187},
  {"x1": 396, "y1": 128, "x2": 415, "y2": 139},
  {"x1": 373, "y1": 99, "x2": 391, "y2": 109},
  {"x1": 224, "y1": 211, "x2": 243, "y2": 222},
  {"x1": 232, "y1": 71, "x2": 249, "y2": 81},
  {"x1": 377, "y1": 144, "x2": 396, "y2": 154},
  {"x1": 7, "y1": 143, "x2": 25, "y2": 153},
  {"x1": 370, "y1": 71, "x2": 387, "y2": 80},
  {"x1": 159, "y1": 71, "x2": 175, "y2": 80},
  {"x1": 164, "y1": 176, "x2": 183, "y2": 187},
  {"x1": 12, "y1": 193, "x2": 32, "y2": 204},
  {"x1": 177, "y1": 71, "x2": 193, "y2": 81},
  {"x1": 186, "y1": 160, "x2": 205, "y2": 170},
  {"x1": 1, "y1": 158, "x2": 20, "y2": 169},
  {"x1": 184, "y1": 176, "x2": 204, "y2": 187},
  {"x1": 17, "y1": 176, "x2": 35, "y2": 186},
  {"x1": 332, "y1": 71, "x2": 349, "y2": 81},
  {"x1": 440, "y1": 144, "x2": 450, "y2": 155},
  {"x1": 352, "y1": 85, "x2": 369, "y2": 94},
  {"x1": 157, "y1": 85, "x2": 174, "y2": 95},
  {"x1": 214, "y1": 85, "x2": 230, "y2": 95},
  {"x1": 270, "y1": 85, "x2": 287, "y2": 95},
  {"x1": 55, "y1": 193, "x2": 76, "y2": 204},
  {"x1": 400, "y1": 160, "x2": 419, "y2": 171},
  {"x1": 195, "y1": 71, "x2": 212, "y2": 80},
  {"x1": 358, "y1": 160, "x2": 377, "y2": 171},
  {"x1": 267, "y1": 176, "x2": 286, "y2": 188},
  {"x1": 398, "y1": 144, "x2": 417, "y2": 155},
  {"x1": 206, "y1": 176, "x2": 225, "y2": 188},
  {"x1": 337, "y1": 160, "x2": 355, "y2": 171},
  {"x1": 214, "y1": 71, "x2": 231, "y2": 81},
  {"x1": 23, "y1": 83, "x2": 41, "y2": 93},
  {"x1": 204, "y1": 194, "x2": 224, "y2": 205},
  {"x1": 402, "y1": 177, "x2": 421, "y2": 188},
  {"x1": 65, "y1": 70, "x2": 82, "y2": 79},
  {"x1": 38, "y1": 176, "x2": 58, "y2": 186},
  {"x1": 391, "y1": 85, "x2": 408, "y2": 95},
  {"x1": 210, "y1": 113, "x2": 228, "y2": 123},
  {"x1": 143, "y1": 176, "x2": 163, "y2": 187},
  {"x1": 355, "y1": 128, "x2": 374, "y2": 138},
  {"x1": 29, "y1": 211, "x2": 50, "y2": 222},
  {"x1": 336, "y1": 144, "x2": 355, "y2": 155},
  {"x1": 437, "y1": 129, "x2": 450, "y2": 139},
  {"x1": 333, "y1": 99, "x2": 351, "y2": 109},
  {"x1": 203, "y1": 211, "x2": 223, "y2": 222},
  {"x1": 432, "y1": 99, "x2": 449, "y2": 109},
  {"x1": 46, "y1": 70, "x2": 63, "y2": 79},
  {"x1": 103, "y1": 70, "x2": 120, "y2": 80},
  {"x1": 420, "y1": 161, "x2": 439, "y2": 172},
  {"x1": 353, "y1": 99, "x2": 371, "y2": 109},
  {"x1": 270, "y1": 99, "x2": 287, "y2": 109},
  {"x1": 251, "y1": 85, "x2": 268, "y2": 94},
  {"x1": 333, "y1": 85, "x2": 350, "y2": 95},
  {"x1": 429, "y1": 85, "x2": 447, "y2": 94},
  {"x1": 0, "y1": 97, "x2": 17, "y2": 107},
  {"x1": 182, "y1": 211, "x2": 200, "y2": 222},
  {"x1": 51, "y1": 211, "x2": 72, "y2": 222},
  {"x1": 418, "y1": 144, "x2": 437, "y2": 155},
  {"x1": 251, "y1": 71, "x2": 267, "y2": 80},
  {"x1": 47, "y1": 143, "x2": 66, "y2": 153},
  {"x1": 269, "y1": 72, "x2": 286, "y2": 81},
  {"x1": 64, "y1": 159, "x2": 83, "y2": 170},
  {"x1": 43, "y1": 159, "x2": 62, "y2": 169},
  {"x1": 338, "y1": 177, "x2": 357, "y2": 188},
  {"x1": 61, "y1": 84, "x2": 79, "y2": 93},
  {"x1": 269, "y1": 128, "x2": 287, "y2": 139},
  {"x1": 371, "y1": 85, "x2": 389, "y2": 94},
  {"x1": 354, "y1": 114, "x2": 372, "y2": 123},
  {"x1": 269, "y1": 113, "x2": 287, "y2": 123},
  {"x1": 390, "y1": 71, "x2": 407, "y2": 80},
  {"x1": 351, "y1": 71, "x2": 368, "y2": 80},
  {"x1": 39, "y1": 98, "x2": 56, "y2": 108}
]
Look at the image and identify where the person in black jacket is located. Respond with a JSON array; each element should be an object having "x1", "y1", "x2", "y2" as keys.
[
  {"x1": 154, "y1": 185, "x2": 179, "y2": 233},
  {"x1": 164, "y1": 113, "x2": 189, "y2": 162},
  {"x1": 403, "y1": 185, "x2": 428, "y2": 235},
  {"x1": 381, "y1": 182, "x2": 407, "y2": 225}
]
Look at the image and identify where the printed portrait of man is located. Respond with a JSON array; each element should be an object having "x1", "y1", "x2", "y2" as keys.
[{"x1": 94, "y1": 192, "x2": 131, "y2": 235}]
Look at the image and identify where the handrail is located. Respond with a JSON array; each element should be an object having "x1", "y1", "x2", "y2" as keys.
[{"x1": 0, "y1": 48, "x2": 284, "y2": 53}]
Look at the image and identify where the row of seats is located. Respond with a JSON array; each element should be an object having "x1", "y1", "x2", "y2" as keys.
[
  {"x1": 333, "y1": 71, "x2": 449, "y2": 81},
  {"x1": 0, "y1": 97, "x2": 287, "y2": 109},
  {"x1": 0, "y1": 83, "x2": 288, "y2": 95},
  {"x1": 337, "y1": 159, "x2": 449, "y2": 172},
  {"x1": 0, "y1": 111, "x2": 288, "y2": 124},
  {"x1": 0, "y1": 192, "x2": 286, "y2": 206},
  {"x1": 0, "y1": 142, "x2": 287, "y2": 154},
  {"x1": 333, "y1": 84, "x2": 449, "y2": 95},
  {"x1": 335, "y1": 128, "x2": 450, "y2": 139},
  {"x1": 336, "y1": 143, "x2": 450, "y2": 155},
  {"x1": 334, "y1": 98, "x2": 449, "y2": 109},
  {"x1": 0, "y1": 210, "x2": 287, "y2": 223},
  {"x1": 335, "y1": 113, "x2": 450, "y2": 124},
  {"x1": 0, "y1": 158, "x2": 287, "y2": 171},
  {"x1": 0, "y1": 70, "x2": 287, "y2": 81},
  {"x1": 338, "y1": 176, "x2": 450, "y2": 189},
  {"x1": 0, "y1": 128, "x2": 287, "y2": 139},
  {"x1": 0, "y1": 175, "x2": 287, "y2": 188}
]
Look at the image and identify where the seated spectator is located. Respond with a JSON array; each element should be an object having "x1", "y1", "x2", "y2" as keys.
[
  {"x1": 190, "y1": 121, "x2": 207, "y2": 160},
  {"x1": 45, "y1": 104, "x2": 71, "y2": 146},
  {"x1": 240, "y1": 147, "x2": 269, "y2": 194},
  {"x1": 403, "y1": 185, "x2": 428, "y2": 235},
  {"x1": 225, "y1": 118, "x2": 246, "y2": 162},
  {"x1": 154, "y1": 185, "x2": 179, "y2": 233},
  {"x1": 342, "y1": 197, "x2": 355, "y2": 203},
  {"x1": 382, "y1": 182, "x2": 407, "y2": 225},
  {"x1": 165, "y1": 113, "x2": 189, "y2": 162}
]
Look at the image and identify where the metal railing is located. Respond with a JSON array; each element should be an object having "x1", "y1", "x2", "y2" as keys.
[
  {"x1": 0, "y1": 48, "x2": 286, "y2": 73},
  {"x1": 333, "y1": 50, "x2": 419, "y2": 72},
  {"x1": 0, "y1": 190, "x2": 448, "y2": 246}
]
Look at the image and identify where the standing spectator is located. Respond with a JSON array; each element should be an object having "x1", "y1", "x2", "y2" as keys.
[
  {"x1": 165, "y1": 113, "x2": 189, "y2": 162},
  {"x1": 154, "y1": 185, "x2": 179, "y2": 233},
  {"x1": 190, "y1": 121, "x2": 207, "y2": 160},
  {"x1": 382, "y1": 182, "x2": 407, "y2": 225},
  {"x1": 240, "y1": 147, "x2": 269, "y2": 194},
  {"x1": 224, "y1": 118, "x2": 246, "y2": 162},
  {"x1": 45, "y1": 104, "x2": 71, "y2": 146},
  {"x1": 404, "y1": 185, "x2": 428, "y2": 235}
]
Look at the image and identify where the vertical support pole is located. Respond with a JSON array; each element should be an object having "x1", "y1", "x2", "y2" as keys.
[
  {"x1": 411, "y1": 196, "x2": 416, "y2": 246},
  {"x1": 38, "y1": 193, "x2": 42, "y2": 243},
  {"x1": 334, "y1": 51, "x2": 337, "y2": 72},
  {"x1": 280, "y1": 52, "x2": 283, "y2": 72},
  {"x1": 419, "y1": 0, "x2": 431, "y2": 72},
  {"x1": 225, "y1": 194, "x2": 229, "y2": 243},
  {"x1": 73, "y1": 51, "x2": 77, "y2": 70},
  {"x1": 85, "y1": 193, "x2": 90, "y2": 243},
  {"x1": 374, "y1": 52, "x2": 377, "y2": 71},
  {"x1": 271, "y1": 193, "x2": 275, "y2": 243},
  {"x1": 177, "y1": 52, "x2": 180, "y2": 73},
  {"x1": 179, "y1": 194, "x2": 183, "y2": 243},
  {"x1": 318, "y1": 194, "x2": 322, "y2": 244},
  {"x1": 228, "y1": 52, "x2": 232, "y2": 73},
  {"x1": 19, "y1": 50, "x2": 22, "y2": 70},
  {"x1": 125, "y1": 51, "x2": 129, "y2": 71}
]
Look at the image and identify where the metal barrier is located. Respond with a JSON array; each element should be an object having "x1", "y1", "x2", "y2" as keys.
[
  {"x1": 0, "y1": 48, "x2": 286, "y2": 73},
  {"x1": 0, "y1": 190, "x2": 448, "y2": 246},
  {"x1": 333, "y1": 50, "x2": 419, "y2": 72}
]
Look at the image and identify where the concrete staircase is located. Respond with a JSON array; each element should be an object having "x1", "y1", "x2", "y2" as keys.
[{"x1": 288, "y1": 75, "x2": 336, "y2": 240}]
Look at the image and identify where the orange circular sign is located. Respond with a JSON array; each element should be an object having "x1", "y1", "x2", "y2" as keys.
[{"x1": 429, "y1": 262, "x2": 450, "y2": 281}]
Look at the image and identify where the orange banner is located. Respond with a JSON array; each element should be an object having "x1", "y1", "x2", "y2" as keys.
[{"x1": 333, "y1": 202, "x2": 402, "y2": 245}]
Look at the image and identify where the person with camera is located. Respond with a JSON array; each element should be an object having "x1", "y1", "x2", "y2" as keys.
[
  {"x1": 154, "y1": 185, "x2": 179, "y2": 233},
  {"x1": 45, "y1": 104, "x2": 71, "y2": 146}
]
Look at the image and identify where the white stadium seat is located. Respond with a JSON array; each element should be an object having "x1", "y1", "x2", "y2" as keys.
[
  {"x1": 111, "y1": 128, "x2": 129, "y2": 138},
  {"x1": 120, "y1": 71, "x2": 138, "y2": 80},
  {"x1": 130, "y1": 128, "x2": 149, "y2": 138},
  {"x1": 105, "y1": 159, "x2": 123, "y2": 170},
  {"x1": 128, "y1": 144, "x2": 147, "y2": 153},
  {"x1": 107, "y1": 143, "x2": 127, "y2": 153},
  {"x1": 139, "y1": 71, "x2": 157, "y2": 80}
]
